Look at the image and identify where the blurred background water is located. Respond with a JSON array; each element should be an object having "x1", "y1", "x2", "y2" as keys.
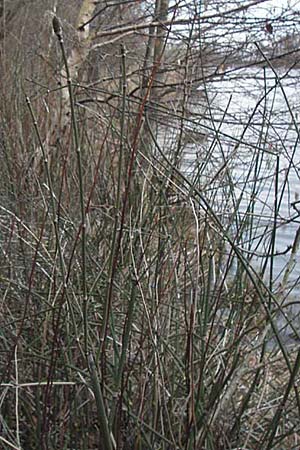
[
  {"x1": 184, "y1": 67, "x2": 300, "y2": 289},
  {"x1": 179, "y1": 66, "x2": 300, "y2": 345}
]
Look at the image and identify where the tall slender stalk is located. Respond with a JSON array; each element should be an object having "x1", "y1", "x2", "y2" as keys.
[{"x1": 52, "y1": 16, "x2": 88, "y2": 356}]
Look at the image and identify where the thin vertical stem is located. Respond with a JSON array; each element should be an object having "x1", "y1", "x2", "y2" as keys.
[{"x1": 53, "y1": 16, "x2": 88, "y2": 356}]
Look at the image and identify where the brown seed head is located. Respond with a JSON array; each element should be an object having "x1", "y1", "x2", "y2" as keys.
[{"x1": 52, "y1": 16, "x2": 62, "y2": 36}]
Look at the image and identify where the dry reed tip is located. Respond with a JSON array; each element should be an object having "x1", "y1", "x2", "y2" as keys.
[{"x1": 52, "y1": 16, "x2": 62, "y2": 36}]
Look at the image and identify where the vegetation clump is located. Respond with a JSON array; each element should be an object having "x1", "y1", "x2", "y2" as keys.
[{"x1": 1, "y1": 1, "x2": 300, "y2": 449}]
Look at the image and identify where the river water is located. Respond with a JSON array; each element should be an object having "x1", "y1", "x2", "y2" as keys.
[
  {"x1": 179, "y1": 66, "x2": 300, "y2": 345},
  {"x1": 188, "y1": 68, "x2": 300, "y2": 284}
]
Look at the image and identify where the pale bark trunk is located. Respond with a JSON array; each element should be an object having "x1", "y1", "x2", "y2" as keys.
[
  {"x1": 151, "y1": 0, "x2": 169, "y2": 105},
  {"x1": 57, "y1": 0, "x2": 98, "y2": 130},
  {"x1": 35, "y1": 1, "x2": 99, "y2": 168}
]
